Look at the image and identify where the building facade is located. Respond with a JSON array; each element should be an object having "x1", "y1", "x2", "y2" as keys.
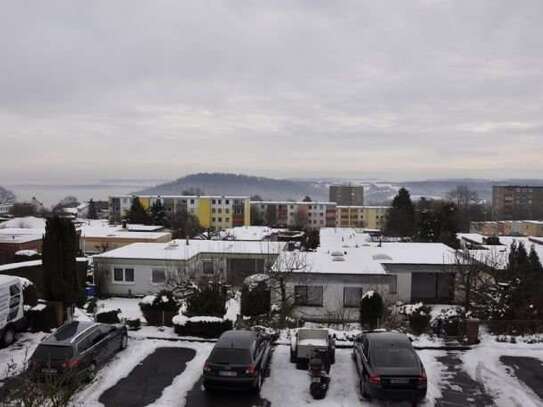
[
  {"x1": 329, "y1": 185, "x2": 364, "y2": 206},
  {"x1": 493, "y1": 186, "x2": 543, "y2": 220},
  {"x1": 336, "y1": 206, "x2": 389, "y2": 229},
  {"x1": 251, "y1": 201, "x2": 338, "y2": 229},
  {"x1": 110, "y1": 195, "x2": 251, "y2": 231}
]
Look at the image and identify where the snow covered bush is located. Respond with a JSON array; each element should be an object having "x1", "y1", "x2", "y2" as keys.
[
  {"x1": 360, "y1": 290, "x2": 384, "y2": 330},
  {"x1": 173, "y1": 314, "x2": 232, "y2": 338},
  {"x1": 399, "y1": 303, "x2": 431, "y2": 335},
  {"x1": 139, "y1": 290, "x2": 180, "y2": 326},
  {"x1": 241, "y1": 274, "x2": 271, "y2": 317},
  {"x1": 96, "y1": 309, "x2": 121, "y2": 324},
  {"x1": 185, "y1": 283, "x2": 226, "y2": 317},
  {"x1": 126, "y1": 318, "x2": 141, "y2": 330},
  {"x1": 431, "y1": 306, "x2": 466, "y2": 337}
]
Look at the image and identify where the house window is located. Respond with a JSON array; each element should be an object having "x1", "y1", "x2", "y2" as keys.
[
  {"x1": 152, "y1": 269, "x2": 166, "y2": 284},
  {"x1": 225, "y1": 200, "x2": 230, "y2": 205},
  {"x1": 218, "y1": 217, "x2": 222, "y2": 222},
  {"x1": 212, "y1": 199, "x2": 216, "y2": 204},
  {"x1": 343, "y1": 287, "x2": 363, "y2": 308},
  {"x1": 294, "y1": 285, "x2": 323, "y2": 306},
  {"x1": 203, "y1": 261, "x2": 214, "y2": 275},
  {"x1": 113, "y1": 268, "x2": 134, "y2": 283}
]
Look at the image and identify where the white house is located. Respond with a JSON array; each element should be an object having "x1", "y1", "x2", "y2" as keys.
[
  {"x1": 93, "y1": 239, "x2": 286, "y2": 296},
  {"x1": 272, "y1": 238, "x2": 460, "y2": 322}
]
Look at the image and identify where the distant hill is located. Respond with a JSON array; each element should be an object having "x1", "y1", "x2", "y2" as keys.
[
  {"x1": 136, "y1": 173, "x2": 329, "y2": 201},
  {"x1": 0, "y1": 186, "x2": 16, "y2": 203},
  {"x1": 136, "y1": 173, "x2": 543, "y2": 204}
]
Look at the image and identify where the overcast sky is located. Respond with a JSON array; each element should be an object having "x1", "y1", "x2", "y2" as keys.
[{"x1": 1, "y1": 0, "x2": 542, "y2": 184}]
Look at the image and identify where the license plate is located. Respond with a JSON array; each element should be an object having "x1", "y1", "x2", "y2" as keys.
[
  {"x1": 41, "y1": 368, "x2": 57, "y2": 374},
  {"x1": 390, "y1": 378, "x2": 409, "y2": 384},
  {"x1": 219, "y1": 371, "x2": 237, "y2": 377}
]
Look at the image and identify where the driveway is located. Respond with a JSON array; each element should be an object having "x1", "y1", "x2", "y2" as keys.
[
  {"x1": 184, "y1": 377, "x2": 270, "y2": 407},
  {"x1": 500, "y1": 356, "x2": 543, "y2": 401},
  {"x1": 99, "y1": 347, "x2": 196, "y2": 407},
  {"x1": 435, "y1": 351, "x2": 494, "y2": 407}
]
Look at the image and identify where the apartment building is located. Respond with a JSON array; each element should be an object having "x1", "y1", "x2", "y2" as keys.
[
  {"x1": 329, "y1": 184, "x2": 364, "y2": 206},
  {"x1": 336, "y1": 206, "x2": 390, "y2": 230},
  {"x1": 109, "y1": 195, "x2": 251, "y2": 231},
  {"x1": 251, "y1": 201, "x2": 337, "y2": 229},
  {"x1": 493, "y1": 186, "x2": 543, "y2": 220},
  {"x1": 470, "y1": 220, "x2": 543, "y2": 237}
]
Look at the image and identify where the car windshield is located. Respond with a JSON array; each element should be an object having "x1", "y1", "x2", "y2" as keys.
[
  {"x1": 209, "y1": 348, "x2": 251, "y2": 365},
  {"x1": 372, "y1": 347, "x2": 418, "y2": 368},
  {"x1": 32, "y1": 345, "x2": 74, "y2": 361}
]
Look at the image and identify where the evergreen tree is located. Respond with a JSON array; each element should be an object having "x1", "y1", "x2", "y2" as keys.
[
  {"x1": 42, "y1": 216, "x2": 82, "y2": 319},
  {"x1": 529, "y1": 246, "x2": 543, "y2": 274},
  {"x1": 88, "y1": 199, "x2": 98, "y2": 219},
  {"x1": 126, "y1": 197, "x2": 152, "y2": 225},
  {"x1": 150, "y1": 199, "x2": 166, "y2": 226},
  {"x1": 385, "y1": 188, "x2": 416, "y2": 238},
  {"x1": 167, "y1": 208, "x2": 203, "y2": 239},
  {"x1": 360, "y1": 291, "x2": 384, "y2": 330}
]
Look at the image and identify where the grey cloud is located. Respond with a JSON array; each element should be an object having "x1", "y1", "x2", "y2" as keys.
[{"x1": 0, "y1": 0, "x2": 542, "y2": 182}]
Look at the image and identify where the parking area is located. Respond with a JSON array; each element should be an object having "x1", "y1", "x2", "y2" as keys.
[{"x1": 2, "y1": 335, "x2": 543, "y2": 406}]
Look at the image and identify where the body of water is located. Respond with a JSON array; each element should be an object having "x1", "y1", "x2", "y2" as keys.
[{"x1": 6, "y1": 182, "x2": 159, "y2": 208}]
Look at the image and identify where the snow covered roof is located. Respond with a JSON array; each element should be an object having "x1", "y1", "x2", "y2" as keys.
[
  {"x1": 274, "y1": 242, "x2": 457, "y2": 275},
  {"x1": 319, "y1": 227, "x2": 372, "y2": 250},
  {"x1": 93, "y1": 240, "x2": 286, "y2": 261},
  {"x1": 0, "y1": 228, "x2": 43, "y2": 244},
  {"x1": 219, "y1": 226, "x2": 285, "y2": 241},
  {"x1": 0, "y1": 216, "x2": 46, "y2": 231},
  {"x1": 458, "y1": 233, "x2": 543, "y2": 270},
  {"x1": 78, "y1": 220, "x2": 168, "y2": 239}
]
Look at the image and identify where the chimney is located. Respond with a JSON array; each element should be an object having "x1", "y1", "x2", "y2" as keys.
[
  {"x1": 122, "y1": 220, "x2": 127, "y2": 229},
  {"x1": 186, "y1": 235, "x2": 189, "y2": 246}
]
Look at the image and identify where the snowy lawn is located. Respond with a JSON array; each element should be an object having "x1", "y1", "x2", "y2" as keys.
[
  {"x1": 460, "y1": 334, "x2": 543, "y2": 407},
  {"x1": 72, "y1": 338, "x2": 213, "y2": 407}
]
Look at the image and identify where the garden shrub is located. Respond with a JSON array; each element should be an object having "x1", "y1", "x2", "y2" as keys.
[
  {"x1": 360, "y1": 290, "x2": 384, "y2": 330},
  {"x1": 404, "y1": 303, "x2": 432, "y2": 335},
  {"x1": 139, "y1": 290, "x2": 180, "y2": 326},
  {"x1": 241, "y1": 275, "x2": 271, "y2": 317},
  {"x1": 173, "y1": 315, "x2": 233, "y2": 338},
  {"x1": 186, "y1": 283, "x2": 226, "y2": 317},
  {"x1": 126, "y1": 318, "x2": 141, "y2": 330},
  {"x1": 96, "y1": 309, "x2": 121, "y2": 324}
]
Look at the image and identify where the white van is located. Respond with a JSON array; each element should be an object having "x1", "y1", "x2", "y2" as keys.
[{"x1": 0, "y1": 275, "x2": 26, "y2": 346}]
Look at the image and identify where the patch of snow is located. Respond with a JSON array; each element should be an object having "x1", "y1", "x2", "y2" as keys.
[{"x1": 14, "y1": 249, "x2": 39, "y2": 257}]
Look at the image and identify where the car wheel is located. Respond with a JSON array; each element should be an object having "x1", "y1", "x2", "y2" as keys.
[
  {"x1": 120, "y1": 333, "x2": 128, "y2": 350},
  {"x1": 290, "y1": 350, "x2": 297, "y2": 363},
  {"x1": 253, "y1": 372, "x2": 262, "y2": 393},
  {"x1": 87, "y1": 363, "x2": 97, "y2": 382},
  {"x1": 1, "y1": 327, "x2": 15, "y2": 347},
  {"x1": 360, "y1": 377, "x2": 371, "y2": 400}
]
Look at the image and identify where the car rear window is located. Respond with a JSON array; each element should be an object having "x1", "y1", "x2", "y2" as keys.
[
  {"x1": 372, "y1": 347, "x2": 418, "y2": 368},
  {"x1": 209, "y1": 348, "x2": 251, "y2": 364},
  {"x1": 33, "y1": 345, "x2": 74, "y2": 361}
]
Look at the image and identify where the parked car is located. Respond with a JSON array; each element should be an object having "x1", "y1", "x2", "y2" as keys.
[
  {"x1": 29, "y1": 321, "x2": 128, "y2": 382},
  {"x1": 352, "y1": 331, "x2": 427, "y2": 406},
  {"x1": 203, "y1": 330, "x2": 272, "y2": 393},
  {"x1": 290, "y1": 328, "x2": 335, "y2": 369},
  {"x1": 0, "y1": 275, "x2": 27, "y2": 347}
]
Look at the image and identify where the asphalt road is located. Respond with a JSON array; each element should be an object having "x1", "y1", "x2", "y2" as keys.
[
  {"x1": 500, "y1": 356, "x2": 543, "y2": 401},
  {"x1": 99, "y1": 347, "x2": 196, "y2": 407},
  {"x1": 435, "y1": 351, "x2": 494, "y2": 407}
]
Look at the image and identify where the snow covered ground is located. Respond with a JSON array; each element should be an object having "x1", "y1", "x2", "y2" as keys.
[
  {"x1": 96, "y1": 297, "x2": 147, "y2": 322},
  {"x1": 0, "y1": 332, "x2": 48, "y2": 383},
  {"x1": 460, "y1": 334, "x2": 543, "y2": 407},
  {"x1": 73, "y1": 338, "x2": 213, "y2": 407}
]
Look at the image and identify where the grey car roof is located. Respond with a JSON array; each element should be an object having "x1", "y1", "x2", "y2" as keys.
[
  {"x1": 42, "y1": 321, "x2": 98, "y2": 346},
  {"x1": 215, "y1": 330, "x2": 257, "y2": 349},
  {"x1": 366, "y1": 332, "x2": 412, "y2": 346}
]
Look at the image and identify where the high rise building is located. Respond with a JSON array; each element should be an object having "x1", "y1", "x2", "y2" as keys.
[
  {"x1": 329, "y1": 185, "x2": 364, "y2": 206},
  {"x1": 492, "y1": 186, "x2": 543, "y2": 220}
]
